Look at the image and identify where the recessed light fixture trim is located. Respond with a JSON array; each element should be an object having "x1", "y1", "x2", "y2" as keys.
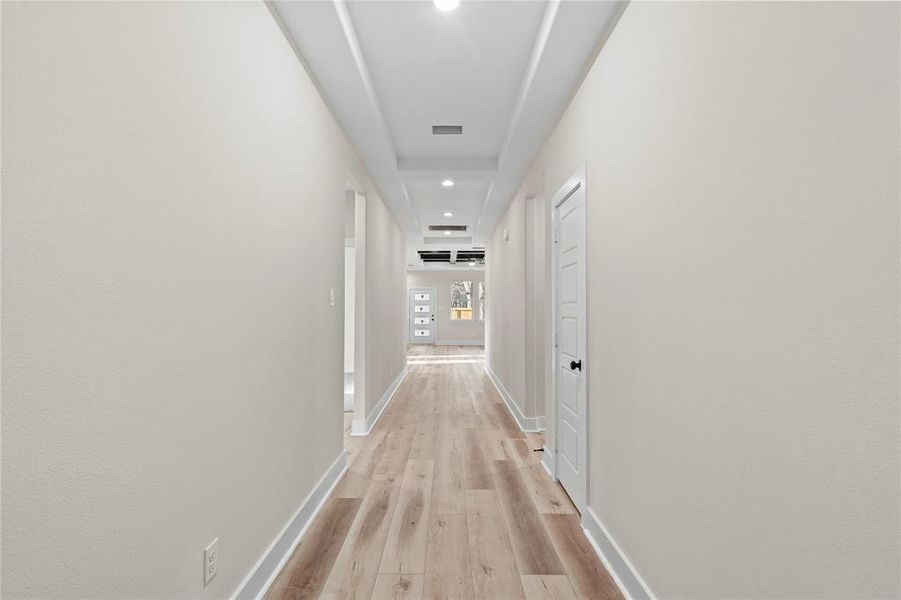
[
  {"x1": 433, "y1": 0, "x2": 459, "y2": 11},
  {"x1": 433, "y1": 0, "x2": 459, "y2": 10},
  {"x1": 441, "y1": 179, "x2": 454, "y2": 188},
  {"x1": 444, "y1": 211, "x2": 453, "y2": 217}
]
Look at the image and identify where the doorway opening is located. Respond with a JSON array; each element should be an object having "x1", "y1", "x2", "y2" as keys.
[
  {"x1": 343, "y1": 178, "x2": 368, "y2": 441},
  {"x1": 344, "y1": 191, "x2": 356, "y2": 413}
]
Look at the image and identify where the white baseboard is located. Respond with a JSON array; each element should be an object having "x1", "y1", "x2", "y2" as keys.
[
  {"x1": 232, "y1": 451, "x2": 348, "y2": 600},
  {"x1": 351, "y1": 366, "x2": 409, "y2": 436},
  {"x1": 436, "y1": 339, "x2": 485, "y2": 346},
  {"x1": 541, "y1": 444, "x2": 555, "y2": 478},
  {"x1": 581, "y1": 507, "x2": 655, "y2": 600},
  {"x1": 530, "y1": 454, "x2": 653, "y2": 600},
  {"x1": 483, "y1": 364, "x2": 543, "y2": 432}
]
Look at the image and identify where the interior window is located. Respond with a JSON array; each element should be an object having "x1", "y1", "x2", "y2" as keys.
[{"x1": 449, "y1": 281, "x2": 473, "y2": 321}]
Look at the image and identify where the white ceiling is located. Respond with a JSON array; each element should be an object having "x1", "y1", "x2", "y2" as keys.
[{"x1": 271, "y1": 0, "x2": 626, "y2": 261}]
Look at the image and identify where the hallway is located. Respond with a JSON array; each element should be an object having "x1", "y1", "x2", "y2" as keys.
[
  {"x1": 3, "y1": 1, "x2": 898, "y2": 598},
  {"x1": 268, "y1": 346, "x2": 620, "y2": 599}
]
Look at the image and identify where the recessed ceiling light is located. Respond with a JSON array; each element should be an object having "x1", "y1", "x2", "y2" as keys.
[
  {"x1": 434, "y1": 0, "x2": 459, "y2": 11},
  {"x1": 468, "y1": 262, "x2": 476, "y2": 266},
  {"x1": 444, "y1": 231, "x2": 451, "y2": 235},
  {"x1": 441, "y1": 179, "x2": 454, "y2": 188},
  {"x1": 443, "y1": 211, "x2": 453, "y2": 217}
]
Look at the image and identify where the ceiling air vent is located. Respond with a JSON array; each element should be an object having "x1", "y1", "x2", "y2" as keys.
[
  {"x1": 418, "y1": 250, "x2": 485, "y2": 266},
  {"x1": 417, "y1": 250, "x2": 485, "y2": 264},
  {"x1": 432, "y1": 125, "x2": 463, "y2": 135},
  {"x1": 428, "y1": 225, "x2": 468, "y2": 232},
  {"x1": 456, "y1": 250, "x2": 485, "y2": 262},
  {"x1": 418, "y1": 250, "x2": 452, "y2": 263}
]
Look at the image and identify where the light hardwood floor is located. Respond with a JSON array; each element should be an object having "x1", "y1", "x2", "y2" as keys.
[{"x1": 268, "y1": 346, "x2": 622, "y2": 600}]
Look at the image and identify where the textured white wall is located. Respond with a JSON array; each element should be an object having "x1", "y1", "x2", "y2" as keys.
[
  {"x1": 1, "y1": 2, "x2": 399, "y2": 597},
  {"x1": 407, "y1": 270, "x2": 486, "y2": 345},
  {"x1": 486, "y1": 193, "x2": 547, "y2": 419},
  {"x1": 498, "y1": 1, "x2": 900, "y2": 596},
  {"x1": 524, "y1": 195, "x2": 547, "y2": 419},
  {"x1": 363, "y1": 192, "x2": 408, "y2": 416},
  {"x1": 345, "y1": 247, "x2": 355, "y2": 373},
  {"x1": 486, "y1": 195, "x2": 529, "y2": 416}
]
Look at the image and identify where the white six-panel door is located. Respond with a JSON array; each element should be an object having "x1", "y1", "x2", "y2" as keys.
[
  {"x1": 553, "y1": 169, "x2": 587, "y2": 513},
  {"x1": 409, "y1": 288, "x2": 436, "y2": 344}
]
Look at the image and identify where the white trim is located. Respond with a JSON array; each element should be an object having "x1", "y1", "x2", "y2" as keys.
[
  {"x1": 351, "y1": 366, "x2": 409, "y2": 436},
  {"x1": 333, "y1": 0, "x2": 396, "y2": 162},
  {"x1": 407, "y1": 266, "x2": 486, "y2": 273},
  {"x1": 352, "y1": 192, "x2": 367, "y2": 435},
  {"x1": 541, "y1": 444, "x2": 555, "y2": 478},
  {"x1": 435, "y1": 339, "x2": 484, "y2": 346},
  {"x1": 496, "y1": 0, "x2": 561, "y2": 167},
  {"x1": 484, "y1": 364, "x2": 543, "y2": 432},
  {"x1": 581, "y1": 507, "x2": 656, "y2": 600},
  {"x1": 474, "y1": 0, "x2": 560, "y2": 232},
  {"x1": 331, "y1": 0, "x2": 416, "y2": 229},
  {"x1": 232, "y1": 451, "x2": 348, "y2": 600},
  {"x1": 398, "y1": 156, "x2": 497, "y2": 173}
]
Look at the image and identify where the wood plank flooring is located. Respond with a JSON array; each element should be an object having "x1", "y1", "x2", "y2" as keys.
[{"x1": 267, "y1": 345, "x2": 621, "y2": 600}]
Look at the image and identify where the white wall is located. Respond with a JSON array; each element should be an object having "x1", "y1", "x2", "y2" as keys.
[
  {"x1": 486, "y1": 196, "x2": 528, "y2": 416},
  {"x1": 344, "y1": 246, "x2": 355, "y2": 372},
  {"x1": 1, "y1": 2, "x2": 403, "y2": 597},
  {"x1": 524, "y1": 194, "x2": 547, "y2": 420},
  {"x1": 407, "y1": 270, "x2": 486, "y2": 345},
  {"x1": 363, "y1": 192, "x2": 407, "y2": 419},
  {"x1": 496, "y1": 2, "x2": 900, "y2": 597},
  {"x1": 345, "y1": 190, "x2": 356, "y2": 375},
  {"x1": 344, "y1": 190, "x2": 356, "y2": 238},
  {"x1": 486, "y1": 193, "x2": 546, "y2": 419}
]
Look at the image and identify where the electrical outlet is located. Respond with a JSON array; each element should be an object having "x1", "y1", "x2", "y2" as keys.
[{"x1": 203, "y1": 538, "x2": 218, "y2": 588}]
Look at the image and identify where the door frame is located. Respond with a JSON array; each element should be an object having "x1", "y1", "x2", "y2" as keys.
[
  {"x1": 348, "y1": 184, "x2": 367, "y2": 435},
  {"x1": 408, "y1": 287, "x2": 438, "y2": 344},
  {"x1": 550, "y1": 165, "x2": 589, "y2": 515}
]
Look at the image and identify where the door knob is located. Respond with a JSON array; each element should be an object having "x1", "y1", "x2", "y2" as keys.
[{"x1": 570, "y1": 359, "x2": 582, "y2": 371}]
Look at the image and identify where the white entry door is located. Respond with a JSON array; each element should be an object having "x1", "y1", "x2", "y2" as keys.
[
  {"x1": 409, "y1": 288, "x2": 436, "y2": 344},
  {"x1": 553, "y1": 168, "x2": 587, "y2": 513}
]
